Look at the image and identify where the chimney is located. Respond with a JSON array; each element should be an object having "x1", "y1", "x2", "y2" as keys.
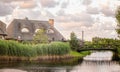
[
  {"x1": 49, "y1": 19, "x2": 54, "y2": 27},
  {"x1": 25, "y1": 17, "x2": 28, "y2": 20}
]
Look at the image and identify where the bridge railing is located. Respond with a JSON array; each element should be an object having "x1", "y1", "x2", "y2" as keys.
[{"x1": 77, "y1": 47, "x2": 116, "y2": 52}]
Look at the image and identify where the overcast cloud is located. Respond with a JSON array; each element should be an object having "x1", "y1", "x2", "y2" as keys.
[
  {"x1": 0, "y1": 3, "x2": 14, "y2": 16},
  {"x1": 82, "y1": 0, "x2": 92, "y2": 6},
  {"x1": 19, "y1": 0, "x2": 37, "y2": 9},
  {"x1": 0, "y1": 0, "x2": 119, "y2": 40},
  {"x1": 0, "y1": 0, "x2": 32, "y2": 3},
  {"x1": 86, "y1": 7, "x2": 100, "y2": 14},
  {"x1": 39, "y1": 0, "x2": 58, "y2": 8}
]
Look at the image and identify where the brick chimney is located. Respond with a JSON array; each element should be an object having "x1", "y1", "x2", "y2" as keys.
[
  {"x1": 49, "y1": 19, "x2": 54, "y2": 27},
  {"x1": 25, "y1": 17, "x2": 28, "y2": 20}
]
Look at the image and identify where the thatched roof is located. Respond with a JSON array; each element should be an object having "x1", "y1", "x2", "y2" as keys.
[
  {"x1": 7, "y1": 19, "x2": 64, "y2": 41},
  {"x1": 0, "y1": 21, "x2": 7, "y2": 36}
]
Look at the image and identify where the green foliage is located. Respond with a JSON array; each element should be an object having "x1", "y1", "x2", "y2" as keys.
[
  {"x1": 69, "y1": 32, "x2": 80, "y2": 51},
  {"x1": 0, "y1": 40, "x2": 37, "y2": 57},
  {"x1": 115, "y1": 7, "x2": 120, "y2": 38},
  {"x1": 33, "y1": 29, "x2": 49, "y2": 44},
  {"x1": 70, "y1": 51, "x2": 90, "y2": 57},
  {"x1": 82, "y1": 37, "x2": 120, "y2": 58},
  {"x1": 22, "y1": 41, "x2": 33, "y2": 44},
  {"x1": 34, "y1": 42, "x2": 71, "y2": 55},
  {"x1": 0, "y1": 40, "x2": 71, "y2": 57},
  {"x1": 84, "y1": 41, "x2": 93, "y2": 48},
  {"x1": 83, "y1": 37, "x2": 120, "y2": 55},
  {"x1": 92, "y1": 37, "x2": 119, "y2": 49}
]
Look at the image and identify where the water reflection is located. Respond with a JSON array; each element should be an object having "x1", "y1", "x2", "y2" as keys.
[
  {"x1": 0, "y1": 69, "x2": 27, "y2": 72},
  {"x1": 72, "y1": 51, "x2": 120, "y2": 72},
  {"x1": 24, "y1": 67, "x2": 71, "y2": 72},
  {"x1": 72, "y1": 61, "x2": 120, "y2": 72},
  {"x1": 3, "y1": 61, "x2": 119, "y2": 72},
  {"x1": 83, "y1": 51, "x2": 113, "y2": 61},
  {"x1": 0, "y1": 51, "x2": 120, "y2": 72}
]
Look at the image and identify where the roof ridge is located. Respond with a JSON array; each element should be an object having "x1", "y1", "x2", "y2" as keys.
[{"x1": 13, "y1": 18, "x2": 48, "y2": 22}]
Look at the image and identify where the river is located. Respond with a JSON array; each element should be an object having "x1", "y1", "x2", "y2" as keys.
[{"x1": 0, "y1": 51, "x2": 120, "y2": 72}]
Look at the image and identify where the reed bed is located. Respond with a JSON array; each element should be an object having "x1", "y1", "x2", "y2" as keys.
[
  {"x1": 34, "y1": 42, "x2": 70, "y2": 56},
  {"x1": 0, "y1": 40, "x2": 70, "y2": 58}
]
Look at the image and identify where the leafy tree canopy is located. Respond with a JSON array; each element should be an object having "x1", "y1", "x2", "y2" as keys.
[
  {"x1": 33, "y1": 29, "x2": 49, "y2": 44},
  {"x1": 69, "y1": 32, "x2": 80, "y2": 51},
  {"x1": 115, "y1": 7, "x2": 120, "y2": 38}
]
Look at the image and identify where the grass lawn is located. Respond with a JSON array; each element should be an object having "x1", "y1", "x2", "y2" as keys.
[{"x1": 69, "y1": 51, "x2": 91, "y2": 57}]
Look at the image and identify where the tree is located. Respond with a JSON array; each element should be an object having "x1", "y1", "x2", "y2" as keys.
[
  {"x1": 115, "y1": 7, "x2": 120, "y2": 38},
  {"x1": 33, "y1": 29, "x2": 49, "y2": 44},
  {"x1": 69, "y1": 32, "x2": 80, "y2": 51}
]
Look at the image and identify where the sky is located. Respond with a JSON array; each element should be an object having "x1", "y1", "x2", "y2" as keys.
[{"x1": 0, "y1": 0, "x2": 120, "y2": 41}]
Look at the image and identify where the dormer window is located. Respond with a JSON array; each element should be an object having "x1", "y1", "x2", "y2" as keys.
[
  {"x1": 21, "y1": 28, "x2": 29, "y2": 33},
  {"x1": 35, "y1": 29, "x2": 40, "y2": 33},
  {"x1": 47, "y1": 29, "x2": 54, "y2": 34}
]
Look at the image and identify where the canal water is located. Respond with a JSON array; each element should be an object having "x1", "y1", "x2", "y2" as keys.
[{"x1": 0, "y1": 51, "x2": 120, "y2": 72}]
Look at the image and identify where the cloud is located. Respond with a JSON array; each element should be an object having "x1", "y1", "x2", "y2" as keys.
[
  {"x1": 86, "y1": 7, "x2": 100, "y2": 14},
  {"x1": 56, "y1": 12, "x2": 117, "y2": 40},
  {"x1": 0, "y1": 0, "x2": 32, "y2": 3},
  {"x1": 27, "y1": 10, "x2": 42, "y2": 19},
  {"x1": 100, "y1": 6, "x2": 115, "y2": 17},
  {"x1": 19, "y1": 1, "x2": 37, "y2": 9},
  {"x1": 0, "y1": 0, "x2": 118, "y2": 40},
  {"x1": 82, "y1": 0, "x2": 92, "y2": 5},
  {"x1": 61, "y1": 1, "x2": 69, "y2": 8},
  {"x1": 56, "y1": 9, "x2": 66, "y2": 16},
  {"x1": 0, "y1": 0, "x2": 37, "y2": 16},
  {"x1": 41, "y1": 10, "x2": 55, "y2": 18},
  {"x1": 56, "y1": 12, "x2": 94, "y2": 32},
  {"x1": 39, "y1": 0, "x2": 58, "y2": 8},
  {"x1": 12, "y1": 9, "x2": 41, "y2": 19},
  {"x1": 12, "y1": 8, "x2": 55, "y2": 20},
  {"x1": 72, "y1": 13, "x2": 93, "y2": 23},
  {"x1": 0, "y1": 0, "x2": 37, "y2": 9},
  {"x1": 101, "y1": 20, "x2": 116, "y2": 30},
  {"x1": 0, "y1": 3, "x2": 14, "y2": 16},
  {"x1": 56, "y1": 10, "x2": 93, "y2": 23}
]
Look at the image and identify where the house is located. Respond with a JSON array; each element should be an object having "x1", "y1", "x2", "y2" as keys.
[
  {"x1": 0, "y1": 21, "x2": 7, "y2": 39},
  {"x1": 6, "y1": 18, "x2": 64, "y2": 41}
]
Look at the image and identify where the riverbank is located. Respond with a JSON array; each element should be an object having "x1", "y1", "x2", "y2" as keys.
[
  {"x1": 0, "y1": 69, "x2": 26, "y2": 72},
  {"x1": 0, "y1": 51, "x2": 89, "y2": 61},
  {"x1": 0, "y1": 40, "x2": 90, "y2": 61}
]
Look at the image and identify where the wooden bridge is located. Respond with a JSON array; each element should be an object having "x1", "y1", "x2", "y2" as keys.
[
  {"x1": 77, "y1": 48, "x2": 116, "y2": 52},
  {"x1": 77, "y1": 47, "x2": 119, "y2": 60}
]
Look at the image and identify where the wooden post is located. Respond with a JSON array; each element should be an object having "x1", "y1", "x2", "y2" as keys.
[{"x1": 82, "y1": 31, "x2": 84, "y2": 46}]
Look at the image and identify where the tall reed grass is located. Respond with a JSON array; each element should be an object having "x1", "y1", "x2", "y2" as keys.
[
  {"x1": 34, "y1": 42, "x2": 70, "y2": 56},
  {"x1": 0, "y1": 40, "x2": 70, "y2": 57}
]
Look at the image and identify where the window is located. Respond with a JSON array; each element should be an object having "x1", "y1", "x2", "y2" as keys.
[
  {"x1": 21, "y1": 28, "x2": 29, "y2": 33},
  {"x1": 17, "y1": 36, "x2": 21, "y2": 40},
  {"x1": 0, "y1": 36, "x2": 2, "y2": 39},
  {"x1": 52, "y1": 37, "x2": 55, "y2": 41},
  {"x1": 0, "y1": 36, "x2": 5, "y2": 40},
  {"x1": 47, "y1": 29, "x2": 54, "y2": 34},
  {"x1": 35, "y1": 29, "x2": 40, "y2": 33}
]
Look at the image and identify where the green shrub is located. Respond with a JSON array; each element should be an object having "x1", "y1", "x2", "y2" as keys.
[{"x1": 69, "y1": 32, "x2": 80, "y2": 51}]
